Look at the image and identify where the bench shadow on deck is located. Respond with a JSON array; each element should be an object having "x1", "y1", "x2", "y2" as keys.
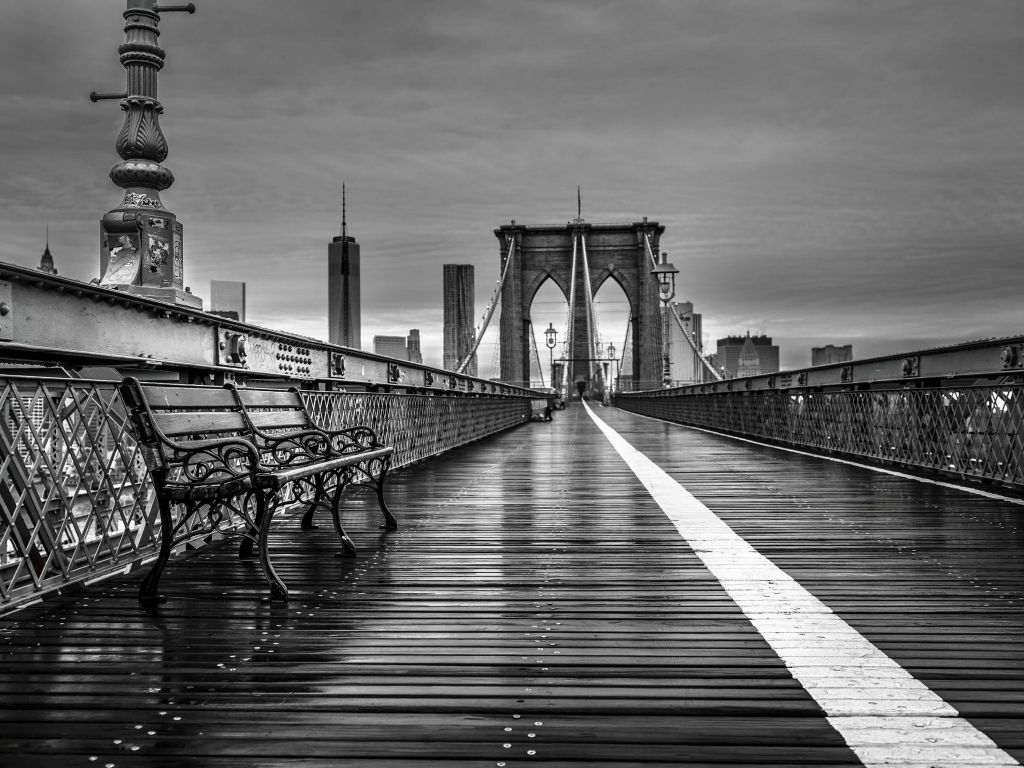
[{"x1": 2, "y1": 403, "x2": 1023, "y2": 766}]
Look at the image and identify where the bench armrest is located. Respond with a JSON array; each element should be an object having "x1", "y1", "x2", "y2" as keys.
[
  {"x1": 250, "y1": 429, "x2": 333, "y2": 467},
  {"x1": 321, "y1": 425, "x2": 386, "y2": 455},
  {"x1": 159, "y1": 435, "x2": 264, "y2": 484}
]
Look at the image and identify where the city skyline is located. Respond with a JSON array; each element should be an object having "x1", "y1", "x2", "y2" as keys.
[{"x1": 1, "y1": 1, "x2": 1022, "y2": 374}]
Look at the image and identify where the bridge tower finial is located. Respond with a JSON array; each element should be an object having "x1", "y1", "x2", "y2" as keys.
[{"x1": 92, "y1": 1, "x2": 201, "y2": 308}]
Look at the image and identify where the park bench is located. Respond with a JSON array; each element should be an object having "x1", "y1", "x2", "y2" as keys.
[{"x1": 120, "y1": 377, "x2": 396, "y2": 603}]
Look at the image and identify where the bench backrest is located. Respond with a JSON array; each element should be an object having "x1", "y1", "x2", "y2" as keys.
[
  {"x1": 227, "y1": 384, "x2": 314, "y2": 435},
  {"x1": 121, "y1": 378, "x2": 320, "y2": 465},
  {"x1": 120, "y1": 377, "x2": 254, "y2": 471}
]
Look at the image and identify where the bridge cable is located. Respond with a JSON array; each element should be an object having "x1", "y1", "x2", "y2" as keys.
[
  {"x1": 565, "y1": 228, "x2": 579, "y2": 389},
  {"x1": 642, "y1": 232, "x2": 723, "y2": 382},
  {"x1": 456, "y1": 232, "x2": 516, "y2": 375},
  {"x1": 528, "y1": 321, "x2": 544, "y2": 388},
  {"x1": 579, "y1": 231, "x2": 603, "y2": 387},
  {"x1": 617, "y1": 309, "x2": 632, "y2": 390}
]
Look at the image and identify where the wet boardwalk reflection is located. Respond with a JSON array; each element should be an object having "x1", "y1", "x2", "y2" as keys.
[{"x1": 1, "y1": 403, "x2": 1022, "y2": 766}]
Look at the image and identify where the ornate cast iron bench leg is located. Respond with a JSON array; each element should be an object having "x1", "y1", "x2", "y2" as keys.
[
  {"x1": 329, "y1": 472, "x2": 358, "y2": 557},
  {"x1": 238, "y1": 492, "x2": 259, "y2": 560},
  {"x1": 373, "y1": 458, "x2": 398, "y2": 531},
  {"x1": 139, "y1": 493, "x2": 175, "y2": 604},
  {"x1": 255, "y1": 490, "x2": 288, "y2": 601},
  {"x1": 300, "y1": 475, "x2": 329, "y2": 530}
]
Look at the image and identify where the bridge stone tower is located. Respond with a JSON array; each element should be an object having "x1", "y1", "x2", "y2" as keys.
[
  {"x1": 92, "y1": 1, "x2": 201, "y2": 309},
  {"x1": 495, "y1": 219, "x2": 666, "y2": 393}
]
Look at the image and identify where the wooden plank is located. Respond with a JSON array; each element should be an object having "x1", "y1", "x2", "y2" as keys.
[
  {"x1": 150, "y1": 410, "x2": 247, "y2": 437},
  {"x1": 245, "y1": 410, "x2": 309, "y2": 430},
  {"x1": 142, "y1": 384, "x2": 237, "y2": 409},
  {"x1": 1, "y1": 403, "x2": 1022, "y2": 764},
  {"x1": 234, "y1": 388, "x2": 301, "y2": 408}
]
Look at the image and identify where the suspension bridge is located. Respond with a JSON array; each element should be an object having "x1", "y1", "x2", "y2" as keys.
[
  {"x1": 459, "y1": 210, "x2": 720, "y2": 398},
  {"x1": 2, "y1": 2, "x2": 1024, "y2": 766}
]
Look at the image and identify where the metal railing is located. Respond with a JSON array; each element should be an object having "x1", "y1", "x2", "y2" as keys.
[
  {"x1": 0, "y1": 374, "x2": 531, "y2": 612},
  {"x1": 616, "y1": 381, "x2": 1024, "y2": 490}
]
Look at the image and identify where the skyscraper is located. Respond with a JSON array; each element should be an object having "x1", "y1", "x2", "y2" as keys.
[
  {"x1": 443, "y1": 264, "x2": 476, "y2": 375},
  {"x1": 328, "y1": 184, "x2": 361, "y2": 349},
  {"x1": 715, "y1": 333, "x2": 780, "y2": 378},
  {"x1": 407, "y1": 329, "x2": 423, "y2": 365},
  {"x1": 373, "y1": 335, "x2": 409, "y2": 360},
  {"x1": 812, "y1": 344, "x2": 853, "y2": 366},
  {"x1": 373, "y1": 331, "x2": 421, "y2": 362},
  {"x1": 209, "y1": 280, "x2": 246, "y2": 322},
  {"x1": 38, "y1": 229, "x2": 57, "y2": 275}
]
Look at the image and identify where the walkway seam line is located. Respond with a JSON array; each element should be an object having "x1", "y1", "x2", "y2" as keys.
[{"x1": 583, "y1": 401, "x2": 1020, "y2": 768}]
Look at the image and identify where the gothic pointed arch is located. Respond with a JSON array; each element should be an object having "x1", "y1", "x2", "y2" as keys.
[
  {"x1": 524, "y1": 269, "x2": 571, "y2": 313},
  {"x1": 495, "y1": 220, "x2": 666, "y2": 392},
  {"x1": 592, "y1": 266, "x2": 639, "y2": 321}
]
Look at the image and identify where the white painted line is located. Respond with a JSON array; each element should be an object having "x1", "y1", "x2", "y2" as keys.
[
  {"x1": 621, "y1": 406, "x2": 1024, "y2": 507},
  {"x1": 584, "y1": 401, "x2": 1020, "y2": 768}
]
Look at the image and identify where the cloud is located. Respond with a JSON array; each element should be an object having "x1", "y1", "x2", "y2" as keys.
[{"x1": 1, "y1": 0, "x2": 1022, "y2": 376}]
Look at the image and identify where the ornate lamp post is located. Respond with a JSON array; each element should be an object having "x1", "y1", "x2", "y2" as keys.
[
  {"x1": 91, "y1": 1, "x2": 201, "y2": 308},
  {"x1": 544, "y1": 322, "x2": 558, "y2": 390},
  {"x1": 651, "y1": 251, "x2": 678, "y2": 388},
  {"x1": 607, "y1": 342, "x2": 616, "y2": 393}
]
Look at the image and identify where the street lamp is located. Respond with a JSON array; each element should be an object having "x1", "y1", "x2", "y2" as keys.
[
  {"x1": 607, "y1": 342, "x2": 616, "y2": 393},
  {"x1": 544, "y1": 322, "x2": 558, "y2": 390},
  {"x1": 651, "y1": 251, "x2": 678, "y2": 388}
]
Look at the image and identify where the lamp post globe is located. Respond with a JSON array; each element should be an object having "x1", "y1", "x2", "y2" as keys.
[{"x1": 544, "y1": 322, "x2": 558, "y2": 390}]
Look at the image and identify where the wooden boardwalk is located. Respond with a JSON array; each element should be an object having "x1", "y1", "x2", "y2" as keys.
[{"x1": 1, "y1": 403, "x2": 1022, "y2": 766}]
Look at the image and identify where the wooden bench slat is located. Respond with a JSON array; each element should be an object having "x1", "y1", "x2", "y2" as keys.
[
  {"x1": 150, "y1": 411, "x2": 248, "y2": 437},
  {"x1": 261, "y1": 447, "x2": 394, "y2": 487},
  {"x1": 235, "y1": 389, "x2": 301, "y2": 407},
  {"x1": 140, "y1": 385, "x2": 238, "y2": 410},
  {"x1": 246, "y1": 411, "x2": 310, "y2": 430}
]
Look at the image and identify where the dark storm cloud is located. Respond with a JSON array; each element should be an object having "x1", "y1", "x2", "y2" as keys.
[{"x1": 1, "y1": 0, "x2": 1022, "y2": 371}]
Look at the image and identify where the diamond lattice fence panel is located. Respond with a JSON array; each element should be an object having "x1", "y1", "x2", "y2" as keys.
[
  {"x1": 1, "y1": 378, "x2": 531, "y2": 611},
  {"x1": 0, "y1": 378, "x2": 158, "y2": 607},
  {"x1": 617, "y1": 385, "x2": 1024, "y2": 488}
]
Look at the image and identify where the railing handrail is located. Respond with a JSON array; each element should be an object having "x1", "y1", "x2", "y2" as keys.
[
  {"x1": 0, "y1": 260, "x2": 547, "y2": 398},
  {"x1": 615, "y1": 379, "x2": 1024, "y2": 495},
  {"x1": 619, "y1": 334, "x2": 1024, "y2": 396}
]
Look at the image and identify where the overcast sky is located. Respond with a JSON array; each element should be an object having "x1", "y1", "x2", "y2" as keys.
[{"x1": 1, "y1": 0, "x2": 1022, "y2": 373}]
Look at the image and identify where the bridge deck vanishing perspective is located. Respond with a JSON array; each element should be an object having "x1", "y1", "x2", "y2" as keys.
[{"x1": 1, "y1": 404, "x2": 1023, "y2": 767}]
